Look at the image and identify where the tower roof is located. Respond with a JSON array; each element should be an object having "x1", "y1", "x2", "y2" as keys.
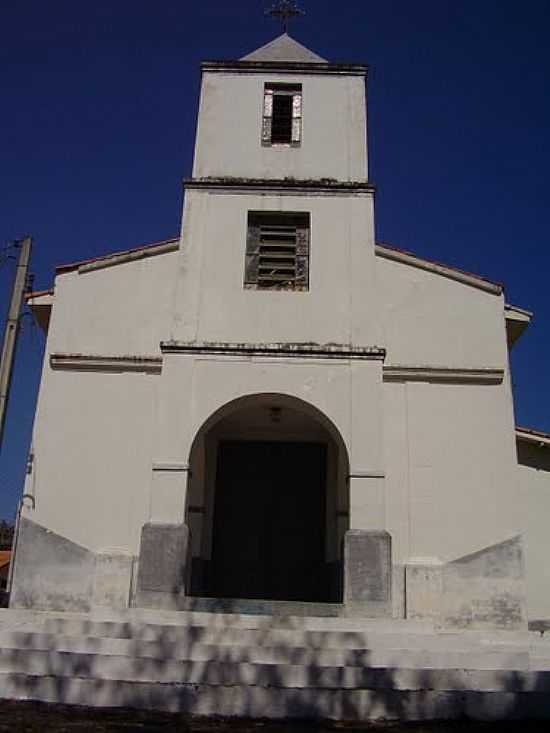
[{"x1": 241, "y1": 33, "x2": 327, "y2": 63}]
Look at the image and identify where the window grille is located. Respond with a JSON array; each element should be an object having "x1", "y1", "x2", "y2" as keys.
[
  {"x1": 262, "y1": 84, "x2": 302, "y2": 147},
  {"x1": 245, "y1": 212, "x2": 310, "y2": 291}
]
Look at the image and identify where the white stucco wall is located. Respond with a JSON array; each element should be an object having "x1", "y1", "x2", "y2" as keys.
[
  {"x1": 48, "y1": 249, "x2": 179, "y2": 356},
  {"x1": 376, "y1": 256, "x2": 508, "y2": 367},
  {"x1": 193, "y1": 72, "x2": 368, "y2": 181},
  {"x1": 22, "y1": 250, "x2": 181, "y2": 554},
  {"x1": 25, "y1": 366, "x2": 157, "y2": 555},
  {"x1": 171, "y1": 189, "x2": 379, "y2": 346},
  {"x1": 518, "y1": 443, "x2": 550, "y2": 620},
  {"x1": 377, "y1": 256, "x2": 521, "y2": 566},
  {"x1": 383, "y1": 377, "x2": 522, "y2": 566}
]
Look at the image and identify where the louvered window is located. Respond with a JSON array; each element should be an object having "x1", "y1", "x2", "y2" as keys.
[
  {"x1": 262, "y1": 83, "x2": 302, "y2": 147},
  {"x1": 245, "y1": 212, "x2": 310, "y2": 291}
]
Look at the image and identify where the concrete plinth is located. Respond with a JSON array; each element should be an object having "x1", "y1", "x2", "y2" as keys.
[
  {"x1": 134, "y1": 523, "x2": 190, "y2": 611},
  {"x1": 344, "y1": 529, "x2": 392, "y2": 616}
]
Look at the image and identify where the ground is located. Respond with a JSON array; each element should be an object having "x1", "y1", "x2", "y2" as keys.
[{"x1": 0, "y1": 703, "x2": 549, "y2": 733}]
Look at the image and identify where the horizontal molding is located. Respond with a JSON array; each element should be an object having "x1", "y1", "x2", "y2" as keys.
[
  {"x1": 375, "y1": 243, "x2": 502, "y2": 295},
  {"x1": 152, "y1": 462, "x2": 190, "y2": 472},
  {"x1": 201, "y1": 60, "x2": 367, "y2": 77},
  {"x1": 348, "y1": 471, "x2": 386, "y2": 479},
  {"x1": 161, "y1": 341, "x2": 386, "y2": 361},
  {"x1": 183, "y1": 177, "x2": 375, "y2": 196},
  {"x1": 383, "y1": 365, "x2": 504, "y2": 384},
  {"x1": 50, "y1": 354, "x2": 162, "y2": 374}
]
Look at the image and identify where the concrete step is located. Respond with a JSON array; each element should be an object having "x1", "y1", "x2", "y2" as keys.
[
  {"x1": 0, "y1": 646, "x2": 547, "y2": 692},
  {"x1": 0, "y1": 632, "x2": 531, "y2": 671},
  {"x1": 1, "y1": 606, "x2": 549, "y2": 722},
  {"x1": 2, "y1": 671, "x2": 549, "y2": 721},
  {"x1": 0, "y1": 607, "x2": 434, "y2": 633},
  {"x1": 34, "y1": 622, "x2": 530, "y2": 652},
  {"x1": 0, "y1": 609, "x2": 539, "y2": 654}
]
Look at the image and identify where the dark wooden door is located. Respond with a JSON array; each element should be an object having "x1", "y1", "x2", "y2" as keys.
[{"x1": 210, "y1": 441, "x2": 327, "y2": 602}]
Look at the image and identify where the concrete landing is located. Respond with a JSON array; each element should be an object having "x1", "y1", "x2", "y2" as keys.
[{"x1": 0, "y1": 607, "x2": 549, "y2": 722}]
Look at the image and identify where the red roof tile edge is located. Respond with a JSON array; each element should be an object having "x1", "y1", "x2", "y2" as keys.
[
  {"x1": 25, "y1": 288, "x2": 54, "y2": 301},
  {"x1": 376, "y1": 241, "x2": 503, "y2": 291}
]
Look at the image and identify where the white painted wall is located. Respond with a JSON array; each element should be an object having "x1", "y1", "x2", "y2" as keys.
[
  {"x1": 377, "y1": 256, "x2": 522, "y2": 567},
  {"x1": 383, "y1": 377, "x2": 522, "y2": 566},
  {"x1": 25, "y1": 366, "x2": 157, "y2": 555},
  {"x1": 22, "y1": 252, "x2": 180, "y2": 554},
  {"x1": 193, "y1": 73, "x2": 368, "y2": 181},
  {"x1": 48, "y1": 250, "x2": 179, "y2": 356},
  {"x1": 376, "y1": 256, "x2": 508, "y2": 367},
  {"x1": 518, "y1": 443, "x2": 550, "y2": 620},
  {"x1": 148, "y1": 352, "x2": 385, "y2": 545},
  {"x1": 171, "y1": 189, "x2": 379, "y2": 346}
]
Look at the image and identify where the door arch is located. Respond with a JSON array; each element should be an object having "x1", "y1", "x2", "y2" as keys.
[{"x1": 185, "y1": 393, "x2": 350, "y2": 602}]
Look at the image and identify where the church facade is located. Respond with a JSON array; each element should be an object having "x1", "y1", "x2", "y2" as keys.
[{"x1": 12, "y1": 34, "x2": 550, "y2": 630}]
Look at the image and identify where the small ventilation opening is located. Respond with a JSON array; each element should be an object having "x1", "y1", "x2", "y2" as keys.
[{"x1": 245, "y1": 212, "x2": 310, "y2": 291}]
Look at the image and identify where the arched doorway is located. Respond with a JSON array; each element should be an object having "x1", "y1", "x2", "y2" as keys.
[{"x1": 185, "y1": 394, "x2": 349, "y2": 603}]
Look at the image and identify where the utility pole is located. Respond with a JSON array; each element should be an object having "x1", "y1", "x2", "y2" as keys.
[{"x1": 0, "y1": 237, "x2": 32, "y2": 451}]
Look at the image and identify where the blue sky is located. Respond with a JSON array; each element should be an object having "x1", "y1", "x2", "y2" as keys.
[{"x1": 1, "y1": 0, "x2": 549, "y2": 519}]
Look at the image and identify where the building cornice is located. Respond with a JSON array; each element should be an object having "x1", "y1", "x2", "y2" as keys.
[
  {"x1": 161, "y1": 341, "x2": 386, "y2": 361},
  {"x1": 183, "y1": 177, "x2": 375, "y2": 196},
  {"x1": 50, "y1": 354, "x2": 162, "y2": 374},
  {"x1": 375, "y1": 242, "x2": 503, "y2": 295},
  {"x1": 383, "y1": 365, "x2": 504, "y2": 384},
  {"x1": 201, "y1": 60, "x2": 367, "y2": 77},
  {"x1": 48, "y1": 351, "x2": 506, "y2": 385}
]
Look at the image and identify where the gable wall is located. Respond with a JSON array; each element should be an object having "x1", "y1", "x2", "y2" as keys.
[
  {"x1": 48, "y1": 248, "x2": 179, "y2": 356},
  {"x1": 376, "y1": 255, "x2": 507, "y2": 367},
  {"x1": 21, "y1": 249, "x2": 180, "y2": 554}
]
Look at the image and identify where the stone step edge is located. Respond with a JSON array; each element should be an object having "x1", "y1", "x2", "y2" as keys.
[
  {"x1": 0, "y1": 607, "x2": 433, "y2": 631},
  {"x1": 5, "y1": 608, "x2": 537, "y2": 640},
  {"x1": 0, "y1": 629, "x2": 538, "y2": 656},
  {"x1": 0, "y1": 634, "x2": 536, "y2": 669},
  {"x1": 1, "y1": 672, "x2": 550, "y2": 721},
  {"x1": 0, "y1": 649, "x2": 545, "y2": 692}
]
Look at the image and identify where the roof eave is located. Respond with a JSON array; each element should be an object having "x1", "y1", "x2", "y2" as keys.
[
  {"x1": 505, "y1": 304, "x2": 533, "y2": 347},
  {"x1": 375, "y1": 242, "x2": 503, "y2": 295},
  {"x1": 516, "y1": 427, "x2": 550, "y2": 447}
]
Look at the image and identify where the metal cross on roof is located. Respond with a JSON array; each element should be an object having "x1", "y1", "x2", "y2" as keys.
[{"x1": 266, "y1": 1, "x2": 305, "y2": 33}]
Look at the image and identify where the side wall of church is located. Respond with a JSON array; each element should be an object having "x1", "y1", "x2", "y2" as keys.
[
  {"x1": 376, "y1": 257, "x2": 525, "y2": 627},
  {"x1": 11, "y1": 251, "x2": 186, "y2": 610},
  {"x1": 19, "y1": 251, "x2": 182, "y2": 553},
  {"x1": 518, "y1": 442, "x2": 550, "y2": 622}
]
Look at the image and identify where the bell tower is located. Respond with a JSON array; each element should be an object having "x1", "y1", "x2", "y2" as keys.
[
  {"x1": 192, "y1": 33, "x2": 369, "y2": 182},
  {"x1": 170, "y1": 31, "x2": 379, "y2": 347}
]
